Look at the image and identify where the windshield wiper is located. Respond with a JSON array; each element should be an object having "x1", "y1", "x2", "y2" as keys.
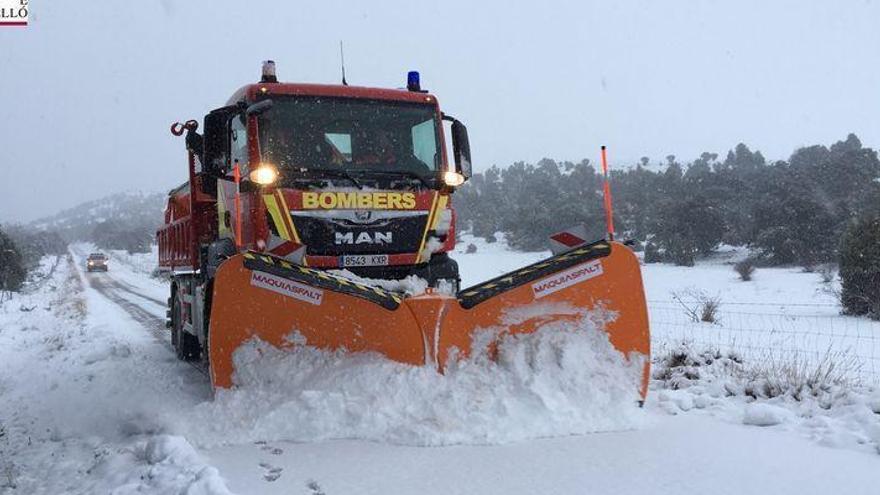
[
  {"x1": 350, "y1": 169, "x2": 432, "y2": 189},
  {"x1": 289, "y1": 168, "x2": 363, "y2": 189},
  {"x1": 283, "y1": 177, "x2": 327, "y2": 188}
]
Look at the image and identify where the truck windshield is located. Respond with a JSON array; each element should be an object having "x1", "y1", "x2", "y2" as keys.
[{"x1": 258, "y1": 96, "x2": 441, "y2": 178}]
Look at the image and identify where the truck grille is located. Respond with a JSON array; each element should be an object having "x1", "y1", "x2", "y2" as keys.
[{"x1": 291, "y1": 211, "x2": 429, "y2": 255}]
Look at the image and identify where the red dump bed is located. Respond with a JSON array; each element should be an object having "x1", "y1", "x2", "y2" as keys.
[{"x1": 157, "y1": 175, "x2": 217, "y2": 272}]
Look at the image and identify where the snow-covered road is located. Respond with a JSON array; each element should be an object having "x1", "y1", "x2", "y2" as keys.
[
  {"x1": 1, "y1": 248, "x2": 877, "y2": 494},
  {"x1": 205, "y1": 412, "x2": 880, "y2": 495}
]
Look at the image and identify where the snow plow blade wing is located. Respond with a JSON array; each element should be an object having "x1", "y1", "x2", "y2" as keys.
[{"x1": 209, "y1": 242, "x2": 650, "y2": 399}]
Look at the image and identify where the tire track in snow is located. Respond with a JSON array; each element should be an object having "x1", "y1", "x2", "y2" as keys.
[
  {"x1": 85, "y1": 275, "x2": 168, "y2": 340},
  {"x1": 104, "y1": 277, "x2": 166, "y2": 307},
  {"x1": 85, "y1": 273, "x2": 209, "y2": 379}
]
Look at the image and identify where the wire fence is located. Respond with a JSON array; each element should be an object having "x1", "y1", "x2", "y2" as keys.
[{"x1": 648, "y1": 299, "x2": 880, "y2": 385}]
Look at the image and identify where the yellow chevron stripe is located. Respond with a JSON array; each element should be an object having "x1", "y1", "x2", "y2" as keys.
[
  {"x1": 263, "y1": 194, "x2": 293, "y2": 241},
  {"x1": 429, "y1": 194, "x2": 449, "y2": 230},
  {"x1": 415, "y1": 192, "x2": 440, "y2": 263},
  {"x1": 275, "y1": 191, "x2": 301, "y2": 244},
  {"x1": 275, "y1": 191, "x2": 308, "y2": 267}
]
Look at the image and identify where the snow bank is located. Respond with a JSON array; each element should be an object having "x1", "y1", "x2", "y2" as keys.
[
  {"x1": 85, "y1": 435, "x2": 232, "y2": 495},
  {"x1": 0, "y1": 255, "x2": 231, "y2": 494},
  {"x1": 106, "y1": 245, "x2": 160, "y2": 278},
  {"x1": 743, "y1": 403, "x2": 790, "y2": 426},
  {"x1": 652, "y1": 344, "x2": 880, "y2": 454},
  {"x1": 183, "y1": 315, "x2": 645, "y2": 447}
]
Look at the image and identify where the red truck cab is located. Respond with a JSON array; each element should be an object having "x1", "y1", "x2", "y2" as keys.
[{"x1": 157, "y1": 64, "x2": 473, "y2": 359}]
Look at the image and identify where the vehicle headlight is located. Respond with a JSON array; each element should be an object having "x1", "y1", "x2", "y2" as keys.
[
  {"x1": 250, "y1": 164, "x2": 279, "y2": 185},
  {"x1": 442, "y1": 171, "x2": 465, "y2": 187}
]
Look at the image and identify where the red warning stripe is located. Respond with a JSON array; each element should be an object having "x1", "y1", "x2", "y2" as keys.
[
  {"x1": 550, "y1": 231, "x2": 586, "y2": 248},
  {"x1": 270, "y1": 241, "x2": 303, "y2": 257}
]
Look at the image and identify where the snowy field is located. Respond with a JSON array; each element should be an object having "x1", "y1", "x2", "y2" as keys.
[
  {"x1": 454, "y1": 236, "x2": 880, "y2": 385},
  {"x1": 0, "y1": 241, "x2": 878, "y2": 494}
]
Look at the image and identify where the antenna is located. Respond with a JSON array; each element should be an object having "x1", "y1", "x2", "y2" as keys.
[{"x1": 339, "y1": 41, "x2": 348, "y2": 86}]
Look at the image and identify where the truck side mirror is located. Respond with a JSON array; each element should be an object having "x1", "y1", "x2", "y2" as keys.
[
  {"x1": 451, "y1": 119, "x2": 472, "y2": 179},
  {"x1": 203, "y1": 109, "x2": 232, "y2": 176}
]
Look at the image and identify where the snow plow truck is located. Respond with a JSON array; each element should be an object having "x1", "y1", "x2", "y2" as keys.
[{"x1": 157, "y1": 61, "x2": 650, "y2": 398}]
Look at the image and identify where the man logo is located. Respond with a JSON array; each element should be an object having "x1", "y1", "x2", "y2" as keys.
[
  {"x1": 354, "y1": 210, "x2": 372, "y2": 222},
  {"x1": 335, "y1": 231, "x2": 393, "y2": 245}
]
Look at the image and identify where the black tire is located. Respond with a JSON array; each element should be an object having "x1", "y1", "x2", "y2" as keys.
[
  {"x1": 426, "y1": 254, "x2": 461, "y2": 293},
  {"x1": 433, "y1": 278, "x2": 460, "y2": 294},
  {"x1": 171, "y1": 289, "x2": 200, "y2": 361}
]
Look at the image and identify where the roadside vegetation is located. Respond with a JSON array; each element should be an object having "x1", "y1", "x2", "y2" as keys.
[{"x1": 456, "y1": 134, "x2": 880, "y2": 270}]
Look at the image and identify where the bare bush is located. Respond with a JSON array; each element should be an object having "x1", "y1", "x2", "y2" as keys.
[
  {"x1": 652, "y1": 344, "x2": 742, "y2": 389},
  {"x1": 653, "y1": 344, "x2": 857, "y2": 404},
  {"x1": 733, "y1": 259, "x2": 756, "y2": 281},
  {"x1": 744, "y1": 349, "x2": 858, "y2": 401},
  {"x1": 818, "y1": 265, "x2": 835, "y2": 284},
  {"x1": 672, "y1": 289, "x2": 722, "y2": 324}
]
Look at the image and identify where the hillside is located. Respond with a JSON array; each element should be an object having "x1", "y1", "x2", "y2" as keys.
[{"x1": 28, "y1": 191, "x2": 166, "y2": 245}]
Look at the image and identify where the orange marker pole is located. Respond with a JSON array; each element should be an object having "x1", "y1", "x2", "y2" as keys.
[
  {"x1": 233, "y1": 163, "x2": 242, "y2": 249},
  {"x1": 601, "y1": 146, "x2": 615, "y2": 241}
]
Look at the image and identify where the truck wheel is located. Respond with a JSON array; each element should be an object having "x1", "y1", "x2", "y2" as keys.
[
  {"x1": 171, "y1": 290, "x2": 200, "y2": 361},
  {"x1": 433, "y1": 278, "x2": 460, "y2": 294},
  {"x1": 427, "y1": 254, "x2": 460, "y2": 294}
]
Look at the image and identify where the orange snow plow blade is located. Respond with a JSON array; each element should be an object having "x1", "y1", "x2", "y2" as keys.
[{"x1": 208, "y1": 241, "x2": 650, "y2": 399}]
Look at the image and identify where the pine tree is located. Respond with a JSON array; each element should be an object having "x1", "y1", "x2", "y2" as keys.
[
  {"x1": 0, "y1": 227, "x2": 27, "y2": 295},
  {"x1": 839, "y1": 214, "x2": 880, "y2": 320}
]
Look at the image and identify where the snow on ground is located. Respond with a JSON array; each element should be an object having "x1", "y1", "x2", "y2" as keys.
[
  {"x1": 651, "y1": 345, "x2": 880, "y2": 455},
  {"x1": 104, "y1": 245, "x2": 161, "y2": 279},
  {"x1": 0, "y1": 253, "x2": 229, "y2": 494},
  {"x1": 105, "y1": 246, "x2": 171, "y2": 311},
  {"x1": 2, "y1": 240, "x2": 879, "y2": 494},
  {"x1": 455, "y1": 233, "x2": 549, "y2": 287},
  {"x1": 205, "y1": 413, "x2": 880, "y2": 495},
  {"x1": 183, "y1": 315, "x2": 644, "y2": 448},
  {"x1": 640, "y1": 250, "x2": 880, "y2": 385}
]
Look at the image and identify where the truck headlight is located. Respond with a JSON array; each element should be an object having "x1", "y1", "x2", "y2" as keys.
[
  {"x1": 250, "y1": 164, "x2": 279, "y2": 185},
  {"x1": 442, "y1": 171, "x2": 465, "y2": 187}
]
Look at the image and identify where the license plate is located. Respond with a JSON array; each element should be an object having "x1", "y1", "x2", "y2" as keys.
[{"x1": 341, "y1": 254, "x2": 389, "y2": 267}]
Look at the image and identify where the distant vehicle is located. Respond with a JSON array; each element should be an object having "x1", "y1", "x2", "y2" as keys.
[{"x1": 86, "y1": 253, "x2": 109, "y2": 272}]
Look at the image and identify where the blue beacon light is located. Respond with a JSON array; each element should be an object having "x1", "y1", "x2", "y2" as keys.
[{"x1": 407, "y1": 71, "x2": 421, "y2": 92}]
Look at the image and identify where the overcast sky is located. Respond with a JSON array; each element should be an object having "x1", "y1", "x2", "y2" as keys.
[{"x1": 1, "y1": 0, "x2": 878, "y2": 222}]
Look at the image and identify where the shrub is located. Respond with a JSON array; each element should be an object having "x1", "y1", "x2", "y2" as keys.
[
  {"x1": 839, "y1": 215, "x2": 880, "y2": 320},
  {"x1": 672, "y1": 289, "x2": 721, "y2": 324},
  {"x1": 91, "y1": 221, "x2": 151, "y2": 254},
  {"x1": 653, "y1": 344, "x2": 855, "y2": 402},
  {"x1": 733, "y1": 259, "x2": 756, "y2": 281},
  {"x1": 644, "y1": 242, "x2": 661, "y2": 263},
  {"x1": 465, "y1": 243, "x2": 477, "y2": 254},
  {"x1": 0, "y1": 228, "x2": 27, "y2": 296},
  {"x1": 699, "y1": 297, "x2": 722, "y2": 323},
  {"x1": 743, "y1": 350, "x2": 857, "y2": 401}
]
